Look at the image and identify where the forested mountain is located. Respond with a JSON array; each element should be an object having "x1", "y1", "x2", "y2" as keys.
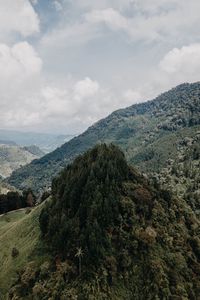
[
  {"x1": 8, "y1": 145, "x2": 200, "y2": 299},
  {"x1": 8, "y1": 82, "x2": 200, "y2": 198},
  {"x1": 0, "y1": 144, "x2": 44, "y2": 178}
]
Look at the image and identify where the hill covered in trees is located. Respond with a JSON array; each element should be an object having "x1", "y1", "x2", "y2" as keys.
[
  {"x1": 7, "y1": 82, "x2": 200, "y2": 200},
  {"x1": 8, "y1": 145, "x2": 200, "y2": 299}
]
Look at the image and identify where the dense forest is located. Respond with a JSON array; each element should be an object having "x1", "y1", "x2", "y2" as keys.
[
  {"x1": 9, "y1": 145, "x2": 200, "y2": 299},
  {"x1": 0, "y1": 189, "x2": 35, "y2": 214}
]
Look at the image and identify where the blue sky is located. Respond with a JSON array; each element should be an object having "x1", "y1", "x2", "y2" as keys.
[{"x1": 0, "y1": 0, "x2": 200, "y2": 134}]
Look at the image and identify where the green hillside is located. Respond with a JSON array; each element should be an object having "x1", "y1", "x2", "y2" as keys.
[
  {"x1": 7, "y1": 82, "x2": 200, "y2": 196},
  {"x1": 0, "y1": 204, "x2": 49, "y2": 298},
  {"x1": 8, "y1": 145, "x2": 200, "y2": 299}
]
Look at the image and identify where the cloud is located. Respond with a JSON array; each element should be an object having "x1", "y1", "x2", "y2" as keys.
[
  {"x1": 123, "y1": 89, "x2": 143, "y2": 104},
  {"x1": 71, "y1": 0, "x2": 133, "y2": 11},
  {"x1": 160, "y1": 44, "x2": 200, "y2": 75},
  {"x1": 1, "y1": 0, "x2": 200, "y2": 135},
  {"x1": 0, "y1": 0, "x2": 39, "y2": 39},
  {"x1": 0, "y1": 41, "x2": 43, "y2": 129},
  {"x1": 53, "y1": 1, "x2": 63, "y2": 12},
  {"x1": 85, "y1": 8, "x2": 129, "y2": 32},
  {"x1": 84, "y1": 1, "x2": 200, "y2": 43},
  {"x1": 0, "y1": 42, "x2": 42, "y2": 83},
  {"x1": 0, "y1": 70, "x2": 138, "y2": 133},
  {"x1": 74, "y1": 77, "x2": 99, "y2": 99}
]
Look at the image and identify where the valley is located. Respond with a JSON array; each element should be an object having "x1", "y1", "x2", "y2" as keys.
[{"x1": 0, "y1": 82, "x2": 200, "y2": 299}]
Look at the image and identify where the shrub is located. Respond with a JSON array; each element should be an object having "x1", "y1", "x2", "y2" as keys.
[{"x1": 11, "y1": 247, "x2": 19, "y2": 258}]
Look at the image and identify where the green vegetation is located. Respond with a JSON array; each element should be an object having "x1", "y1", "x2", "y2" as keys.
[
  {"x1": 9, "y1": 145, "x2": 200, "y2": 299},
  {"x1": 0, "y1": 204, "x2": 49, "y2": 298},
  {"x1": 7, "y1": 82, "x2": 200, "y2": 198},
  {"x1": 1, "y1": 82, "x2": 200, "y2": 299},
  {"x1": 0, "y1": 189, "x2": 35, "y2": 214}
]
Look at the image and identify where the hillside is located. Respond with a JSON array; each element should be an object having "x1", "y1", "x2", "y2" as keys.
[
  {"x1": 0, "y1": 180, "x2": 16, "y2": 195},
  {"x1": 0, "y1": 204, "x2": 49, "y2": 298},
  {"x1": 0, "y1": 144, "x2": 44, "y2": 178},
  {"x1": 8, "y1": 145, "x2": 200, "y2": 299},
  {"x1": 7, "y1": 82, "x2": 200, "y2": 197}
]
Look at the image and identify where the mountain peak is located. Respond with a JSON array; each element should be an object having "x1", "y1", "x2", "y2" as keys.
[{"x1": 10, "y1": 144, "x2": 200, "y2": 299}]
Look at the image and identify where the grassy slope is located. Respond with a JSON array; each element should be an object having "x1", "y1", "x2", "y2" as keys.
[{"x1": 0, "y1": 204, "x2": 47, "y2": 298}]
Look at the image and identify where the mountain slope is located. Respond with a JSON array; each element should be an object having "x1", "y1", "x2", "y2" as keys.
[
  {"x1": 0, "y1": 204, "x2": 48, "y2": 297},
  {"x1": 8, "y1": 145, "x2": 200, "y2": 299},
  {"x1": 0, "y1": 144, "x2": 44, "y2": 178},
  {"x1": 7, "y1": 82, "x2": 200, "y2": 192}
]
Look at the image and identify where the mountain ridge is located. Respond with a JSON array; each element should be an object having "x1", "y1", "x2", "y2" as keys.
[{"x1": 7, "y1": 82, "x2": 200, "y2": 193}]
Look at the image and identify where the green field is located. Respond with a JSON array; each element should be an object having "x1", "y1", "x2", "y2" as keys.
[{"x1": 0, "y1": 204, "x2": 47, "y2": 298}]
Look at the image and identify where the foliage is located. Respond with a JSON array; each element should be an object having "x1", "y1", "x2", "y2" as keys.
[
  {"x1": 11, "y1": 247, "x2": 19, "y2": 258},
  {"x1": 0, "y1": 189, "x2": 36, "y2": 214},
  {"x1": 10, "y1": 144, "x2": 200, "y2": 299},
  {"x1": 0, "y1": 203, "x2": 49, "y2": 297}
]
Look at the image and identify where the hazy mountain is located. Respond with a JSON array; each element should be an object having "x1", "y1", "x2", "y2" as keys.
[
  {"x1": 5, "y1": 145, "x2": 200, "y2": 299},
  {"x1": 0, "y1": 140, "x2": 17, "y2": 146},
  {"x1": 0, "y1": 130, "x2": 74, "y2": 153},
  {"x1": 0, "y1": 144, "x2": 44, "y2": 178},
  {"x1": 7, "y1": 82, "x2": 200, "y2": 199}
]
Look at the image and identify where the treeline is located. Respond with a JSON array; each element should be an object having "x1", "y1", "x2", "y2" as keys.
[{"x1": 0, "y1": 189, "x2": 35, "y2": 214}]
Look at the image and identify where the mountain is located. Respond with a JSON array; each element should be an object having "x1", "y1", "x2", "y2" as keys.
[
  {"x1": 0, "y1": 144, "x2": 44, "y2": 178},
  {"x1": 0, "y1": 140, "x2": 17, "y2": 146},
  {"x1": 7, "y1": 82, "x2": 200, "y2": 198},
  {"x1": 23, "y1": 145, "x2": 44, "y2": 157},
  {"x1": 0, "y1": 129, "x2": 74, "y2": 153},
  {"x1": 6, "y1": 145, "x2": 200, "y2": 299},
  {"x1": 0, "y1": 180, "x2": 16, "y2": 195}
]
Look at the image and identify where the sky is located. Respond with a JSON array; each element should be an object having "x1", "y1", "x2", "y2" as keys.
[{"x1": 0, "y1": 0, "x2": 200, "y2": 134}]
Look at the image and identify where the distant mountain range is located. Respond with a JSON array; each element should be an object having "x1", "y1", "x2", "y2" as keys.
[
  {"x1": 0, "y1": 130, "x2": 75, "y2": 153},
  {"x1": 7, "y1": 82, "x2": 200, "y2": 202},
  {"x1": 0, "y1": 144, "x2": 44, "y2": 178}
]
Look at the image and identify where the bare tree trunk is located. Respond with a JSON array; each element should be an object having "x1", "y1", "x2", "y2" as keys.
[{"x1": 79, "y1": 257, "x2": 81, "y2": 276}]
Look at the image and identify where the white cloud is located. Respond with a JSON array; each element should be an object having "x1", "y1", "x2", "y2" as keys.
[
  {"x1": 0, "y1": 41, "x2": 43, "y2": 129},
  {"x1": 74, "y1": 77, "x2": 99, "y2": 99},
  {"x1": 53, "y1": 1, "x2": 63, "y2": 12},
  {"x1": 84, "y1": 1, "x2": 200, "y2": 42},
  {"x1": 85, "y1": 8, "x2": 128, "y2": 31},
  {"x1": 1, "y1": 0, "x2": 200, "y2": 135},
  {"x1": 123, "y1": 89, "x2": 143, "y2": 103},
  {"x1": 31, "y1": 0, "x2": 38, "y2": 5},
  {"x1": 72, "y1": 0, "x2": 133, "y2": 11},
  {"x1": 0, "y1": 0, "x2": 39, "y2": 39},
  {"x1": 0, "y1": 42, "x2": 42, "y2": 82},
  {"x1": 0, "y1": 70, "x2": 142, "y2": 133},
  {"x1": 160, "y1": 44, "x2": 200, "y2": 75}
]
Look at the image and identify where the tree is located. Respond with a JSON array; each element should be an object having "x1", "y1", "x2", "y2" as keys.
[{"x1": 75, "y1": 247, "x2": 84, "y2": 276}]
